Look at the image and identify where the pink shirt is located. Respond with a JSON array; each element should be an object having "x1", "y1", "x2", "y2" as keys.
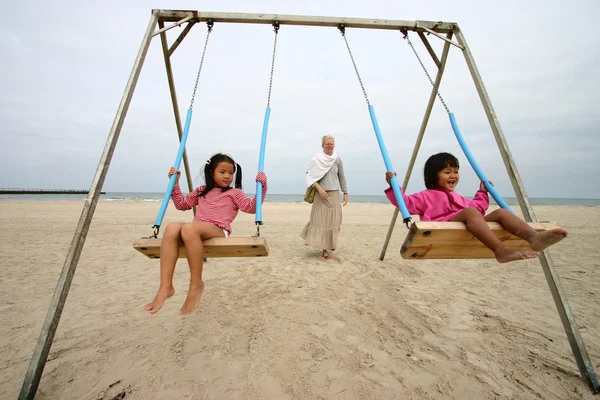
[
  {"x1": 384, "y1": 186, "x2": 489, "y2": 222},
  {"x1": 171, "y1": 173, "x2": 267, "y2": 234}
]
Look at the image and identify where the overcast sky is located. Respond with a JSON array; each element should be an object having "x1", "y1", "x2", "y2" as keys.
[{"x1": 1, "y1": 0, "x2": 598, "y2": 198}]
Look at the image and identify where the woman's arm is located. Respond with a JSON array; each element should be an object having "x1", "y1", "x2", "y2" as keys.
[{"x1": 337, "y1": 158, "x2": 348, "y2": 205}]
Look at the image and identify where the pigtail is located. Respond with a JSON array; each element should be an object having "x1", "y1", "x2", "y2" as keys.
[
  {"x1": 198, "y1": 159, "x2": 215, "y2": 197},
  {"x1": 235, "y1": 163, "x2": 243, "y2": 189}
]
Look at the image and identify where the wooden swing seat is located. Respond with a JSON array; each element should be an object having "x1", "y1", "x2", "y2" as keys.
[
  {"x1": 133, "y1": 236, "x2": 269, "y2": 259},
  {"x1": 401, "y1": 221, "x2": 560, "y2": 259}
]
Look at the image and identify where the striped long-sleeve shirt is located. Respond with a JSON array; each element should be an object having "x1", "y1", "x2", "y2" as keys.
[{"x1": 171, "y1": 172, "x2": 267, "y2": 234}]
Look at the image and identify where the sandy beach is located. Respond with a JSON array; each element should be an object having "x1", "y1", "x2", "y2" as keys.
[{"x1": 0, "y1": 200, "x2": 598, "y2": 399}]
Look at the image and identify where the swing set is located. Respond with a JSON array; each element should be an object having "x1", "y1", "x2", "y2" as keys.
[
  {"x1": 18, "y1": 10, "x2": 599, "y2": 399},
  {"x1": 134, "y1": 20, "x2": 560, "y2": 262}
]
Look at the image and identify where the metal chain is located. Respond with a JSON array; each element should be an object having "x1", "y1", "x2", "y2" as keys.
[
  {"x1": 339, "y1": 25, "x2": 370, "y2": 106},
  {"x1": 402, "y1": 31, "x2": 450, "y2": 114},
  {"x1": 266, "y1": 23, "x2": 279, "y2": 108},
  {"x1": 189, "y1": 21, "x2": 214, "y2": 110}
]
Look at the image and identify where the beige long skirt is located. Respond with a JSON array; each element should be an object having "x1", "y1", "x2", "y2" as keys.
[{"x1": 300, "y1": 190, "x2": 342, "y2": 250}]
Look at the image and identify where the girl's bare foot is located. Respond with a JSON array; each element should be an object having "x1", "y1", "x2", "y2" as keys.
[
  {"x1": 180, "y1": 282, "x2": 205, "y2": 315},
  {"x1": 322, "y1": 249, "x2": 330, "y2": 260},
  {"x1": 529, "y1": 228, "x2": 568, "y2": 251},
  {"x1": 495, "y1": 248, "x2": 540, "y2": 263},
  {"x1": 144, "y1": 286, "x2": 175, "y2": 314}
]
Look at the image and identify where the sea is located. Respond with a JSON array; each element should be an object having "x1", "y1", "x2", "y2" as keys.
[{"x1": 1, "y1": 192, "x2": 599, "y2": 206}]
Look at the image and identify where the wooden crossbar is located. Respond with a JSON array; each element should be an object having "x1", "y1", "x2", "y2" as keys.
[
  {"x1": 154, "y1": 10, "x2": 456, "y2": 32},
  {"x1": 133, "y1": 237, "x2": 269, "y2": 259},
  {"x1": 401, "y1": 221, "x2": 560, "y2": 259}
]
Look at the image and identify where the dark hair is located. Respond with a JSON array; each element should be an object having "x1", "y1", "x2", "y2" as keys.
[
  {"x1": 198, "y1": 153, "x2": 242, "y2": 197},
  {"x1": 423, "y1": 152, "x2": 460, "y2": 189}
]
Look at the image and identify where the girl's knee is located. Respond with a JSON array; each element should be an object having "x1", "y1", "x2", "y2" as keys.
[
  {"x1": 164, "y1": 223, "x2": 184, "y2": 239},
  {"x1": 452, "y1": 208, "x2": 482, "y2": 223},
  {"x1": 180, "y1": 223, "x2": 198, "y2": 241},
  {"x1": 491, "y1": 208, "x2": 512, "y2": 218},
  {"x1": 462, "y1": 208, "x2": 482, "y2": 218}
]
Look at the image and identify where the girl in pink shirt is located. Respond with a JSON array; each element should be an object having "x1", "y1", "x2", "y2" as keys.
[
  {"x1": 385, "y1": 152, "x2": 567, "y2": 263},
  {"x1": 145, "y1": 153, "x2": 267, "y2": 315}
]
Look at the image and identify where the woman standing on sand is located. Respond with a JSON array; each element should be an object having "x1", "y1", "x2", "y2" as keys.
[{"x1": 300, "y1": 135, "x2": 348, "y2": 260}]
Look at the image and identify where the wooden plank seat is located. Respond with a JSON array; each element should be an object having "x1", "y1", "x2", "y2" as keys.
[
  {"x1": 400, "y1": 221, "x2": 560, "y2": 259},
  {"x1": 133, "y1": 236, "x2": 269, "y2": 259}
]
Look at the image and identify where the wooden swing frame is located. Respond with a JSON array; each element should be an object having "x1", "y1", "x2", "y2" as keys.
[{"x1": 18, "y1": 10, "x2": 599, "y2": 399}]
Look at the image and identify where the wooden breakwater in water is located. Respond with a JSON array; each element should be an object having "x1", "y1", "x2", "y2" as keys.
[{"x1": 0, "y1": 189, "x2": 106, "y2": 194}]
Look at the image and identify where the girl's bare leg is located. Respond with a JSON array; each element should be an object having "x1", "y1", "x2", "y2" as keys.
[
  {"x1": 145, "y1": 222, "x2": 185, "y2": 313},
  {"x1": 484, "y1": 208, "x2": 567, "y2": 251},
  {"x1": 452, "y1": 208, "x2": 539, "y2": 263},
  {"x1": 179, "y1": 222, "x2": 225, "y2": 315}
]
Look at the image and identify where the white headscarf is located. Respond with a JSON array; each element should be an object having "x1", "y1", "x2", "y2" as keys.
[{"x1": 306, "y1": 151, "x2": 338, "y2": 187}]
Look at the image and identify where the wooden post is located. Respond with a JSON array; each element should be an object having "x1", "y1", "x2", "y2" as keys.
[
  {"x1": 417, "y1": 32, "x2": 441, "y2": 68},
  {"x1": 168, "y1": 22, "x2": 194, "y2": 56},
  {"x1": 18, "y1": 11, "x2": 159, "y2": 400},
  {"x1": 152, "y1": 16, "x2": 193, "y2": 37},
  {"x1": 419, "y1": 26, "x2": 463, "y2": 49},
  {"x1": 158, "y1": 21, "x2": 197, "y2": 214},
  {"x1": 454, "y1": 24, "x2": 600, "y2": 393}
]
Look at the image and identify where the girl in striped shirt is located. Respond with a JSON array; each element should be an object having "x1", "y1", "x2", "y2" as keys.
[{"x1": 145, "y1": 153, "x2": 268, "y2": 315}]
